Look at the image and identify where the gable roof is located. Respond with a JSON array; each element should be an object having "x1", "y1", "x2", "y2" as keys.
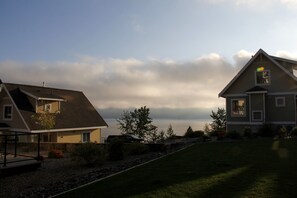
[
  {"x1": 219, "y1": 49, "x2": 297, "y2": 97},
  {"x1": 3, "y1": 83, "x2": 108, "y2": 132}
]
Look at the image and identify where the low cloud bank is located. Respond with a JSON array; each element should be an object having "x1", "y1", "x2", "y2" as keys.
[{"x1": 2, "y1": 49, "x2": 295, "y2": 119}]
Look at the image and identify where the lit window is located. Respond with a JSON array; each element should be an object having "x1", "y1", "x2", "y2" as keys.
[
  {"x1": 44, "y1": 104, "x2": 52, "y2": 112},
  {"x1": 275, "y1": 97, "x2": 285, "y2": 107},
  {"x1": 3, "y1": 105, "x2": 13, "y2": 120},
  {"x1": 252, "y1": 111, "x2": 262, "y2": 121},
  {"x1": 256, "y1": 70, "x2": 270, "y2": 85},
  {"x1": 231, "y1": 99, "x2": 246, "y2": 117},
  {"x1": 82, "y1": 132, "x2": 90, "y2": 143}
]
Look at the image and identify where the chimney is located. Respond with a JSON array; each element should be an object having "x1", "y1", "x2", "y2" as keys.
[{"x1": 43, "y1": 82, "x2": 45, "y2": 87}]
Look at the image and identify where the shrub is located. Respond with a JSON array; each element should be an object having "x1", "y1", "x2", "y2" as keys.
[
  {"x1": 71, "y1": 143, "x2": 106, "y2": 166},
  {"x1": 48, "y1": 149, "x2": 64, "y2": 158},
  {"x1": 226, "y1": 130, "x2": 241, "y2": 139},
  {"x1": 185, "y1": 130, "x2": 204, "y2": 138},
  {"x1": 290, "y1": 127, "x2": 297, "y2": 137},
  {"x1": 243, "y1": 127, "x2": 252, "y2": 138},
  {"x1": 146, "y1": 143, "x2": 168, "y2": 152},
  {"x1": 258, "y1": 123, "x2": 275, "y2": 137},
  {"x1": 108, "y1": 139, "x2": 124, "y2": 161},
  {"x1": 217, "y1": 130, "x2": 226, "y2": 140},
  {"x1": 277, "y1": 125, "x2": 287, "y2": 138},
  {"x1": 125, "y1": 143, "x2": 149, "y2": 155}
]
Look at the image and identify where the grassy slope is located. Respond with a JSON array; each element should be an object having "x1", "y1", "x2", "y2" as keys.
[{"x1": 58, "y1": 139, "x2": 297, "y2": 198}]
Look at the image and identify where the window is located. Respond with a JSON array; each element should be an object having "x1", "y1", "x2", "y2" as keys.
[
  {"x1": 3, "y1": 105, "x2": 13, "y2": 120},
  {"x1": 275, "y1": 97, "x2": 285, "y2": 107},
  {"x1": 252, "y1": 111, "x2": 262, "y2": 121},
  {"x1": 44, "y1": 104, "x2": 52, "y2": 112},
  {"x1": 231, "y1": 99, "x2": 246, "y2": 117},
  {"x1": 82, "y1": 132, "x2": 90, "y2": 143},
  {"x1": 256, "y1": 70, "x2": 270, "y2": 85}
]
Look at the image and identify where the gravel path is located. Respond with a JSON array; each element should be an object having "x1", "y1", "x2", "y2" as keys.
[{"x1": 0, "y1": 153, "x2": 162, "y2": 198}]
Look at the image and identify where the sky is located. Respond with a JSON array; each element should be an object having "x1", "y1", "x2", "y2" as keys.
[{"x1": 1, "y1": 0, "x2": 297, "y2": 120}]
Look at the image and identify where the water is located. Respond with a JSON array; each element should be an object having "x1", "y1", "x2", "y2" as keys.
[{"x1": 102, "y1": 118, "x2": 212, "y2": 138}]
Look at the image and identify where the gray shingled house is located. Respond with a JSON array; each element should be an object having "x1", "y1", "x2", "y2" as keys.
[{"x1": 219, "y1": 49, "x2": 297, "y2": 133}]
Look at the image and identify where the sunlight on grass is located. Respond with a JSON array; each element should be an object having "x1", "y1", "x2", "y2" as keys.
[
  {"x1": 240, "y1": 173, "x2": 278, "y2": 198},
  {"x1": 57, "y1": 139, "x2": 297, "y2": 198},
  {"x1": 271, "y1": 140, "x2": 289, "y2": 158},
  {"x1": 130, "y1": 166, "x2": 250, "y2": 198}
]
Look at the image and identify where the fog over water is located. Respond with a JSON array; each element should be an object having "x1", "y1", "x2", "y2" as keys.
[{"x1": 101, "y1": 118, "x2": 212, "y2": 139}]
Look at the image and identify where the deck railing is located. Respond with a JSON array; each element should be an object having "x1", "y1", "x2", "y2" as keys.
[{"x1": 0, "y1": 132, "x2": 41, "y2": 167}]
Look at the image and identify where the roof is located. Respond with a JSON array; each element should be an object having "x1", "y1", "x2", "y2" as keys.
[
  {"x1": 4, "y1": 83, "x2": 108, "y2": 131},
  {"x1": 20, "y1": 88, "x2": 65, "y2": 101},
  {"x1": 219, "y1": 49, "x2": 297, "y2": 97}
]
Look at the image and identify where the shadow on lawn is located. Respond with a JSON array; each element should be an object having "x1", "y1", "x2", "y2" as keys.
[{"x1": 59, "y1": 139, "x2": 297, "y2": 198}]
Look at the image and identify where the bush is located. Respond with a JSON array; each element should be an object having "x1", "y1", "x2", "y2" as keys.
[
  {"x1": 277, "y1": 125, "x2": 287, "y2": 138},
  {"x1": 146, "y1": 143, "x2": 168, "y2": 152},
  {"x1": 243, "y1": 127, "x2": 252, "y2": 138},
  {"x1": 258, "y1": 123, "x2": 275, "y2": 137},
  {"x1": 226, "y1": 130, "x2": 241, "y2": 139},
  {"x1": 71, "y1": 143, "x2": 106, "y2": 166},
  {"x1": 189, "y1": 131, "x2": 205, "y2": 138},
  {"x1": 290, "y1": 127, "x2": 297, "y2": 137},
  {"x1": 108, "y1": 139, "x2": 124, "y2": 161},
  {"x1": 125, "y1": 143, "x2": 149, "y2": 155},
  {"x1": 48, "y1": 149, "x2": 64, "y2": 158}
]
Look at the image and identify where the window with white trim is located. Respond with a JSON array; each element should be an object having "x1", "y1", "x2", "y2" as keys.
[
  {"x1": 3, "y1": 105, "x2": 13, "y2": 120},
  {"x1": 231, "y1": 99, "x2": 246, "y2": 117},
  {"x1": 275, "y1": 97, "x2": 285, "y2": 107},
  {"x1": 44, "y1": 104, "x2": 52, "y2": 112},
  {"x1": 252, "y1": 111, "x2": 262, "y2": 121},
  {"x1": 255, "y1": 70, "x2": 270, "y2": 85},
  {"x1": 82, "y1": 132, "x2": 90, "y2": 143}
]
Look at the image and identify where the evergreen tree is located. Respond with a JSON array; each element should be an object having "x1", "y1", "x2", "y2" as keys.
[
  {"x1": 210, "y1": 108, "x2": 226, "y2": 132},
  {"x1": 184, "y1": 126, "x2": 194, "y2": 137},
  {"x1": 166, "y1": 124, "x2": 175, "y2": 138}
]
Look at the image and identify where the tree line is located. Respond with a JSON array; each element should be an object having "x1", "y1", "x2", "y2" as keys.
[{"x1": 117, "y1": 106, "x2": 226, "y2": 143}]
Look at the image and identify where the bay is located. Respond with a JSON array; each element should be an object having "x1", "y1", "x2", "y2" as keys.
[{"x1": 101, "y1": 118, "x2": 212, "y2": 139}]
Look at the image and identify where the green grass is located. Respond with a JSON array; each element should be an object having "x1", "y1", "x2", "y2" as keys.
[{"x1": 57, "y1": 139, "x2": 297, "y2": 198}]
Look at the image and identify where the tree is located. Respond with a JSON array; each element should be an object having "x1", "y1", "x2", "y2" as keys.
[
  {"x1": 166, "y1": 124, "x2": 175, "y2": 138},
  {"x1": 117, "y1": 106, "x2": 158, "y2": 140},
  {"x1": 184, "y1": 126, "x2": 194, "y2": 137},
  {"x1": 210, "y1": 108, "x2": 226, "y2": 132},
  {"x1": 117, "y1": 110, "x2": 134, "y2": 134},
  {"x1": 31, "y1": 110, "x2": 57, "y2": 130},
  {"x1": 148, "y1": 128, "x2": 163, "y2": 143},
  {"x1": 203, "y1": 123, "x2": 211, "y2": 134}
]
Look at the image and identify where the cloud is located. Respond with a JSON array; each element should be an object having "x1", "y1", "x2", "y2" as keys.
[
  {"x1": 281, "y1": 0, "x2": 297, "y2": 9},
  {"x1": 233, "y1": 49, "x2": 253, "y2": 69},
  {"x1": 206, "y1": 0, "x2": 297, "y2": 9},
  {"x1": 0, "y1": 50, "x2": 264, "y2": 118},
  {"x1": 275, "y1": 50, "x2": 297, "y2": 60}
]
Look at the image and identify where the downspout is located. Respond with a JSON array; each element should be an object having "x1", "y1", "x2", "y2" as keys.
[{"x1": 263, "y1": 93, "x2": 266, "y2": 123}]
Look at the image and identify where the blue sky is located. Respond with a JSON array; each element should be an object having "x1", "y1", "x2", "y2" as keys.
[{"x1": 1, "y1": 0, "x2": 297, "y2": 119}]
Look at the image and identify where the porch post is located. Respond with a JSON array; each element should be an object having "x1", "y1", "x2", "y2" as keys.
[
  {"x1": 37, "y1": 133, "x2": 41, "y2": 159},
  {"x1": 14, "y1": 133, "x2": 17, "y2": 157},
  {"x1": 3, "y1": 135, "x2": 7, "y2": 167}
]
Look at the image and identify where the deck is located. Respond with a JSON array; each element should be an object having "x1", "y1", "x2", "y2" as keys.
[{"x1": 0, "y1": 156, "x2": 42, "y2": 176}]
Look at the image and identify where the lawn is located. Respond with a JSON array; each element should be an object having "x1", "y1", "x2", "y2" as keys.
[{"x1": 57, "y1": 138, "x2": 297, "y2": 198}]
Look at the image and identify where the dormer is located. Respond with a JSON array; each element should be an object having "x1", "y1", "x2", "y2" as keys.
[{"x1": 20, "y1": 88, "x2": 65, "y2": 113}]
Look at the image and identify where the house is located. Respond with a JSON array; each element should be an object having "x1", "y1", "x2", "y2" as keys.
[
  {"x1": 0, "y1": 81, "x2": 107, "y2": 143},
  {"x1": 219, "y1": 49, "x2": 297, "y2": 133}
]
